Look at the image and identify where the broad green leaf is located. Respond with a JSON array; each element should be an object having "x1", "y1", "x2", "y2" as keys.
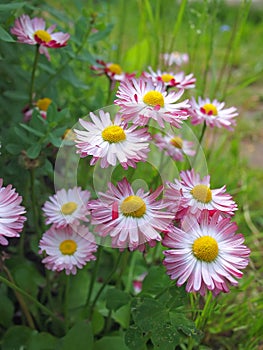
[
  {"x1": 58, "y1": 321, "x2": 93, "y2": 350},
  {"x1": 0, "y1": 26, "x2": 15, "y2": 42},
  {"x1": 113, "y1": 304, "x2": 131, "y2": 329},
  {"x1": 6, "y1": 143, "x2": 22, "y2": 155},
  {"x1": 125, "y1": 325, "x2": 147, "y2": 350},
  {"x1": 94, "y1": 336, "x2": 129, "y2": 350},
  {"x1": 141, "y1": 265, "x2": 171, "y2": 296},
  {"x1": 91, "y1": 309, "x2": 105, "y2": 335},
  {"x1": 28, "y1": 332, "x2": 58, "y2": 350},
  {"x1": 106, "y1": 288, "x2": 131, "y2": 311},
  {"x1": 2, "y1": 326, "x2": 33, "y2": 350},
  {"x1": 19, "y1": 123, "x2": 45, "y2": 137}
]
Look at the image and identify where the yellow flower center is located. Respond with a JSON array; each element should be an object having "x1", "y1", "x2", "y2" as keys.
[
  {"x1": 59, "y1": 239, "x2": 77, "y2": 255},
  {"x1": 143, "y1": 91, "x2": 164, "y2": 107},
  {"x1": 202, "y1": 103, "x2": 218, "y2": 116},
  {"x1": 120, "y1": 195, "x2": 146, "y2": 218},
  {"x1": 61, "y1": 202, "x2": 78, "y2": 215},
  {"x1": 36, "y1": 98, "x2": 52, "y2": 111},
  {"x1": 170, "y1": 136, "x2": 183, "y2": 149},
  {"x1": 34, "y1": 29, "x2": 52, "y2": 43},
  {"x1": 192, "y1": 236, "x2": 219, "y2": 262},
  {"x1": 102, "y1": 125, "x2": 126, "y2": 143},
  {"x1": 191, "y1": 184, "x2": 212, "y2": 203},
  {"x1": 161, "y1": 73, "x2": 174, "y2": 83},
  {"x1": 108, "y1": 63, "x2": 122, "y2": 75}
]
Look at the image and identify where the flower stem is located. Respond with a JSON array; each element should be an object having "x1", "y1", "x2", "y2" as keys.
[
  {"x1": 88, "y1": 252, "x2": 122, "y2": 318},
  {"x1": 0, "y1": 269, "x2": 62, "y2": 325},
  {"x1": 29, "y1": 168, "x2": 40, "y2": 235},
  {"x1": 195, "y1": 291, "x2": 215, "y2": 330},
  {"x1": 64, "y1": 273, "x2": 70, "y2": 333},
  {"x1": 191, "y1": 122, "x2": 207, "y2": 169},
  {"x1": 85, "y1": 245, "x2": 102, "y2": 308},
  {"x1": 29, "y1": 45, "x2": 40, "y2": 106}
]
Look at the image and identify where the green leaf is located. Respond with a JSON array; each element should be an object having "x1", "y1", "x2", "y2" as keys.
[
  {"x1": 48, "y1": 132, "x2": 62, "y2": 148},
  {"x1": 123, "y1": 39, "x2": 150, "y2": 71},
  {"x1": 0, "y1": 2, "x2": 26, "y2": 11},
  {"x1": 141, "y1": 265, "x2": 171, "y2": 296},
  {"x1": 131, "y1": 297, "x2": 167, "y2": 332},
  {"x1": 2, "y1": 326, "x2": 33, "y2": 350},
  {"x1": 125, "y1": 325, "x2": 147, "y2": 350},
  {"x1": 106, "y1": 288, "x2": 131, "y2": 311},
  {"x1": 28, "y1": 332, "x2": 58, "y2": 350},
  {"x1": 88, "y1": 24, "x2": 114, "y2": 43},
  {"x1": 0, "y1": 285, "x2": 14, "y2": 328},
  {"x1": 5, "y1": 143, "x2": 22, "y2": 155},
  {"x1": 113, "y1": 304, "x2": 131, "y2": 329},
  {"x1": 93, "y1": 336, "x2": 129, "y2": 350},
  {"x1": 58, "y1": 321, "x2": 93, "y2": 350},
  {"x1": 91, "y1": 309, "x2": 105, "y2": 335},
  {"x1": 0, "y1": 26, "x2": 15, "y2": 42},
  {"x1": 26, "y1": 143, "x2": 41, "y2": 159},
  {"x1": 19, "y1": 123, "x2": 45, "y2": 137}
]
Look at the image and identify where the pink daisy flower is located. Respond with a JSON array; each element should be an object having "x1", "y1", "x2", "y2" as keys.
[
  {"x1": 115, "y1": 78, "x2": 190, "y2": 128},
  {"x1": 154, "y1": 133, "x2": 196, "y2": 162},
  {"x1": 39, "y1": 225, "x2": 97, "y2": 275},
  {"x1": 23, "y1": 97, "x2": 52, "y2": 122},
  {"x1": 144, "y1": 67, "x2": 196, "y2": 89},
  {"x1": 162, "y1": 52, "x2": 189, "y2": 67},
  {"x1": 165, "y1": 169, "x2": 237, "y2": 219},
  {"x1": 189, "y1": 97, "x2": 238, "y2": 130},
  {"x1": 42, "y1": 187, "x2": 90, "y2": 228},
  {"x1": 74, "y1": 110, "x2": 151, "y2": 169},
  {"x1": 10, "y1": 14, "x2": 70, "y2": 60},
  {"x1": 88, "y1": 178, "x2": 173, "y2": 251},
  {"x1": 91, "y1": 59, "x2": 136, "y2": 82},
  {"x1": 162, "y1": 211, "x2": 250, "y2": 296},
  {"x1": 0, "y1": 179, "x2": 26, "y2": 246}
]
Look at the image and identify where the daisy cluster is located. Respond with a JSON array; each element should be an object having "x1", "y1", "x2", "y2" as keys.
[
  {"x1": 40, "y1": 187, "x2": 97, "y2": 275},
  {"x1": 72, "y1": 60, "x2": 250, "y2": 296}
]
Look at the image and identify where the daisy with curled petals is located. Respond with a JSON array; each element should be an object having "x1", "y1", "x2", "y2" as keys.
[
  {"x1": 10, "y1": 14, "x2": 70, "y2": 60},
  {"x1": 154, "y1": 133, "x2": 196, "y2": 162},
  {"x1": 74, "y1": 110, "x2": 151, "y2": 169},
  {"x1": 0, "y1": 179, "x2": 26, "y2": 246},
  {"x1": 165, "y1": 169, "x2": 237, "y2": 219},
  {"x1": 39, "y1": 225, "x2": 97, "y2": 275},
  {"x1": 115, "y1": 78, "x2": 190, "y2": 128},
  {"x1": 88, "y1": 178, "x2": 174, "y2": 251},
  {"x1": 189, "y1": 97, "x2": 238, "y2": 130},
  {"x1": 144, "y1": 67, "x2": 196, "y2": 90},
  {"x1": 42, "y1": 187, "x2": 90, "y2": 228},
  {"x1": 162, "y1": 211, "x2": 250, "y2": 296}
]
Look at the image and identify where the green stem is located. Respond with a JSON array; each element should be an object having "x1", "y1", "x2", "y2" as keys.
[
  {"x1": 39, "y1": 19, "x2": 94, "y2": 92},
  {"x1": 0, "y1": 274, "x2": 61, "y2": 323},
  {"x1": 85, "y1": 245, "x2": 102, "y2": 308},
  {"x1": 2, "y1": 266, "x2": 35, "y2": 329},
  {"x1": 29, "y1": 168, "x2": 40, "y2": 235},
  {"x1": 191, "y1": 122, "x2": 207, "y2": 169},
  {"x1": 195, "y1": 291, "x2": 214, "y2": 330},
  {"x1": 64, "y1": 274, "x2": 70, "y2": 333},
  {"x1": 88, "y1": 252, "x2": 122, "y2": 318},
  {"x1": 29, "y1": 45, "x2": 40, "y2": 106}
]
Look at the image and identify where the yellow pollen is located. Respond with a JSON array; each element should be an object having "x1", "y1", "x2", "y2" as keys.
[
  {"x1": 120, "y1": 195, "x2": 146, "y2": 218},
  {"x1": 108, "y1": 63, "x2": 122, "y2": 75},
  {"x1": 61, "y1": 202, "x2": 78, "y2": 215},
  {"x1": 36, "y1": 98, "x2": 52, "y2": 111},
  {"x1": 143, "y1": 91, "x2": 164, "y2": 107},
  {"x1": 170, "y1": 136, "x2": 183, "y2": 149},
  {"x1": 192, "y1": 236, "x2": 219, "y2": 262},
  {"x1": 34, "y1": 29, "x2": 52, "y2": 43},
  {"x1": 202, "y1": 103, "x2": 218, "y2": 116},
  {"x1": 102, "y1": 125, "x2": 126, "y2": 143},
  {"x1": 191, "y1": 184, "x2": 212, "y2": 203},
  {"x1": 161, "y1": 73, "x2": 174, "y2": 83},
  {"x1": 59, "y1": 239, "x2": 77, "y2": 255}
]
